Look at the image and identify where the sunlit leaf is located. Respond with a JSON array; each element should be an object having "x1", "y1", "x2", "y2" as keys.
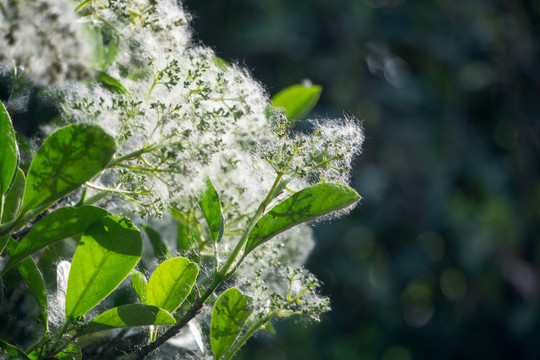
[
  {"x1": 3, "y1": 206, "x2": 109, "y2": 274},
  {"x1": 5, "y1": 238, "x2": 48, "y2": 331},
  {"x1": 146, "y1": 257, "x2": 198, "y2": 313},
  {"x1": 271, "y1": 83, "x2": 322, "y2": 123},
  {"x1": 66, "y1": 216, "x2": 142, "y2": 320},
  {"x1": 75, "y1": 304, "x2": 175, "y2": 337},
  {"x1": 97, "y1": 71, "x2": 129, "y2": 95},
  {"x1": 143, "y1": 225, "x2": 172, "y2": 260},
  {"x1": 28, "y1": 344, "x2": 82, "y2": 360},
  {"x1": 0, "y1": 101, "x2": 18, "y2": 197},
  {"x1": 196, "y1": 176, "x2": 224, "y2": 243},
  {"x1": 1, "y1": 168, "x2": 25, "y2": 224},
  {"x1": 0, "y1": 339, "x2": 30, "y2": 359},
  {"x1": 21, "y1": 124, "x2": 115, "y2": 216},
  {"x1": 55, "y1": 344, "x2": 82, "y2": 360},
  {"x1": 211, "y1": 288, "x2": 253, "y2": 360},
  {"x1": 130, "y1": 270, "x2": 148, "y2": 303},
  {"x1": 76, "y1": 0, "x2": 91, "y2": 12},
  {"x1": 213, "y1": 56, "x2": 229, "y2": 71},
  {"x1": 246, "y1": 183, "x2": 360, "y2": 253}
]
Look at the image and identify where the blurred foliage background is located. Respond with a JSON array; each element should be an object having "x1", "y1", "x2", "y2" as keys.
[{"x1": 183, "y1": 0, "x2": 540, "y2": 359}]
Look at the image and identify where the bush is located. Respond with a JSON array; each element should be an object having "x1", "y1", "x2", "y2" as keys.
[{"x1": 0, "y1": 1, "x2": 363, "y2": 359}]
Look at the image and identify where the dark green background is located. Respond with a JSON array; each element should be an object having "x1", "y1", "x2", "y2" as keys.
[{"x1": 183, "y1": 1, "x2": 540, "y2": 359}]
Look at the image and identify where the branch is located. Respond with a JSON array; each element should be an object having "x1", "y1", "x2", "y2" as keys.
[{"x1": 125, "y1": 298, "x2": 204, "y2": 360}]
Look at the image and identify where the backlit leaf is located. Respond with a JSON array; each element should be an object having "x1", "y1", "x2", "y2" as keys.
[
  {"x1": 5, "y1": 238, "x2": 48, "y2": 331},
  {"x1": 66, "y1": 216, "x2": 142, "y2": 320},
  {"x1": 0, "y1": 339, "x2": 30, "y2": 360},
  {"x1": 146, "y1": 257, "x2": 198, "y2": 313},
  {"x1": 130, "y1": 270, "x2": 148, "y2": 303},
  {"x1": 246, "y1": 183, "x2": 360, "y2": 253},
  {"x1": 97, "y1": 71, "x2": 129, "y2": 95},
  {"x1": 196, "y1": 176, "x2": 224, "y2": 243},
  {"x1": 0, "y1": 101, "x2": 18, "y2": 196},
  {"x1": 1, "y1": 168, "x2": 25, "y2": 224},
  {"x1": 3, "y1": 206, "x2": 109, "y2": 274},
  {"x1": 21, "y1": 124, "x2": 115, "y2": 216},
  {"x1": 75, "y1": 304, "x2": 175, "y2": 337},
  {"x1": 271, "y1": 83, "x2": 322, "y2": 123},
  {"x1": 211, "y1": 288, "x2": 252, "y2": 360}
]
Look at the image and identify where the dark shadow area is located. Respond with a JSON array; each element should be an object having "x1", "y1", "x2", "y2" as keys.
[{"x1": 184, "y1": 0, "x2": 540, "y2": 359}]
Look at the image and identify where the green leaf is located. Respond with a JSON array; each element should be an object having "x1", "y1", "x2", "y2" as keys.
[
  {"x1": 1, "y1": 168, "x2": 25, "y2": 224},
  {"x1": 55, "y1": 344, "x2": 82, "y2": 360},
  {"x1": 263, "y1": 321, "x2": 276, "y2": 334},
  {"x1": 102, "y1": 40, "x2": 118, "y2": 72},
  {"x1": 271, "y1": 83, "x2": 322, "y2": 123},
  {"x1": 246, "y1": 183, "x2": 360, "y2": 253},
  {"x1": 213, "y1": 56, "x2": 229, "y2": 71},
  {"x1": 75, "y1": 304, "x2": 175, "y2": 337},
  {"x1": 0, "y1": 234, "x2": 9, "y2": 258},
  {"x1": 21, "y1": 124, "x2": 116, "y2": 216},
  {"x1": 130, "y1": 270, "x2": 148, "y2": 303},
  {"x1": 3, "y1": 206, "x2": 109, "y2": 274},
  {"x1": 170, "y1": 207, "x2": 200, "y2": 251},
  {"x1": 0, "y1": 276, "x2": 3, "y2": 308},
  {"x1": 143, "y1": 225, "x2": 172, "y2": 260},
  {"x1": 97, "y1": 71, "x2": 129, "y2": 95},
  {"x1": 76, "y1": 0, "x2": 92, "y2": 12},
  {"x1": 210, "y1": 288, "x2": 253, "y2": 360},
  {"x1": 5, "y1": 238, "x2": 48, "y2": 331},
  {"x1": 0, "y1": 101, "x2": 18, "y2": 196},
  {"x1": 66, "y1": 216, "x2": 142, "y2": 320},
  {"x1": 196, "y1": 176, "x2": 224, "y2": 243},
  {"x1": 27, "y1": 344, "x2": 83, "y2": 360},
  {"x1": 176, "y1": 219, "x2": 190, "y2": 251},
  {"x1": 0, "y1": 339, "x2": 30, "y2": 360},
  {"x1": 83, "y1": 24, "x2": 117, "y2": 71},
  {"x1": 146, "y1": 257, "x2": 198, "y2": 313}
]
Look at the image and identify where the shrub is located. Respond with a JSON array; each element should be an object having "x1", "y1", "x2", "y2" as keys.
[{"x1": 0, "y1": 1, "x2": 363, "y2": 359}]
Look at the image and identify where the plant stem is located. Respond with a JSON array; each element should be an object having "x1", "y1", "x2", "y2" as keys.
[
  {"x1": 107, "y1": 141, "x2": 183, "y2": 168},
  {"x1": 107, "y1": 145, "x2": 154, "y2": 167},
  {"x1": 125, "y1": 277, "x2": 222, "y2": 360},
  {"x1": 123, "y1": 173, "x2": 284, "y2": 359},
  {"x1": 217, "y1": 172, "x2": 283, "y2": 278},
  {"x1": 77, "y1": 190, "x2": 110, "y2": 207},
  {"x1": 222, "y1": 311, "x2": 276, "y2": 360}
]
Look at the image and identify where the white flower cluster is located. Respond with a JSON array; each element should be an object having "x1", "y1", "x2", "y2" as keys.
[
  {"x1": 0, "y1": 0, "x2": 91, "y2": 85},
  {"x1": 1, "y1": 0, "x2": 363, "y2": 356}
]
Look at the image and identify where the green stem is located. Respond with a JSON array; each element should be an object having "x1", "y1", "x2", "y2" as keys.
[
  {"x1": 85, "y1": 182, "x2": 149, "y2": 196},
  {"x1": 305, "y1": 155, "x2": 341, "y2": 173},
  {"x1": 31, "y1": 320, "x2": 74, "y2": 357},
  {"x1": 107, "y1": 145, "x2": 154, "y2": 167},
  {"x1": 126, "y1": 277, "x2": 222, "y2": 360},
  {"x1": 107, "y1": 141, "x2": 184, "y2": 169},
  {"x1": 217, "y1": 172, "x2": 283, "y2": 278},
  {"x1": 222, "y1": 311, "x2": 276, "y2": 360},
  {"x1": 0, "y1": 194, "x2": 5, "y2": 224},
  {"x1": 223, "y1": 286, "x2": 308, "y2": 360},
  {"x1": 124, "y1": 174, "x2": 284, "y2": 359},
  {"x1": 78, "y1": 190, "x2": 110, "y2": 207}
]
